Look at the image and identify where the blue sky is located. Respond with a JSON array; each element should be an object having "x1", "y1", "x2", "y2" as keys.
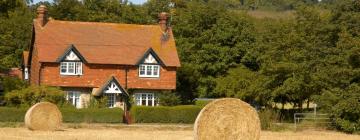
[{"x1": 32, "y1": 0, "x2": 147, "y2": 5}]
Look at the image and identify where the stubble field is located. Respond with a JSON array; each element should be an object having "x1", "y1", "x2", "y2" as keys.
[{"x1": 0, "y1": 124, "x2": 359, "y2": 140}]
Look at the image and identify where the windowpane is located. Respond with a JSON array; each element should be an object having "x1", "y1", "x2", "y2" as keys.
[
  {"x1": 75, "y1": 62, "x2": 82, "y2": 74},
  {"x1": 140, "y1": 65, "x2": 145, "y2": 75},
  {"x1": 68, "y1": 62, "x2": 75, "y2": 73},
  {"x1": 60, "y1": 63, "x2": 67, "y2": 73},
  {"x1": 153, "y1": 66, "x2": 159, "y2": 76},
  {"x1": 105, "y1": 93, "x2": 116, "y2": 108},
  {"x1": 146, "y1": 66, "x2": 152, "y2": 75}
]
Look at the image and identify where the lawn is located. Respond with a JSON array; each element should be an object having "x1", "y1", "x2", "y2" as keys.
[{"x1": 0, "y1": 123, "x2": 359, "y2": 140}]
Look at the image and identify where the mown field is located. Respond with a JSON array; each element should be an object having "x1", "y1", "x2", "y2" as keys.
[{"x1": 0, "y1": 124, "x2": 359, "y2": 140}]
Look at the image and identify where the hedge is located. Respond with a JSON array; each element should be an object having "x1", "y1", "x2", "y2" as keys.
[
  {"x1": 131, "y1": 105, "x2": 202, "y2": 123},
  {"x1": 0, "y1": 107, "x2": 123, "y2": 123}
]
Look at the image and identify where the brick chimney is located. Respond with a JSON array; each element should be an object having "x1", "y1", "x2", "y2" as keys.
[
  {"x1": 158, "y1": 12, "x2": 169, "y2": 32},
  {"x1": 37, "y1": 5, "x2": 48, "y2": 27}
]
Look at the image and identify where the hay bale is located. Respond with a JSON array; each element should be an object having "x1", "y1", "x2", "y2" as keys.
[
  {"x1": 25, "y1": 102, "x2": 62, "y2": 131},
  {"x1": 194, "y1": 98, "x2": 261, "y2": 140}
]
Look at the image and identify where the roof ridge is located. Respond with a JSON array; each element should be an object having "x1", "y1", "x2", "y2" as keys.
[{"x1": 47, "y1": 19, "x2": 159, "y2": 27}]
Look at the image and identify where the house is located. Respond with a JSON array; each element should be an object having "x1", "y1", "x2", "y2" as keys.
[{"x1": 22, "y1": 5, "x2": 180, "y2": 109}]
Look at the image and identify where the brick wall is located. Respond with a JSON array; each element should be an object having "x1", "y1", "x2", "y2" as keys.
[
  {"x1": 39, "y1": 63, "x2": 177, "y2": 90},
  {"x1": 29, "y1": 47, "x2": 40, "y2": 85}
]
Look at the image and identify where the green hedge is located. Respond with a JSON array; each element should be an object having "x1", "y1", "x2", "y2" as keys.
[
  {"x1": 131, "y1": 105, "x2": 202, "y2": 123},
  {"x1": 0, "y1": 107, "x2": 123, "y2": 123}
]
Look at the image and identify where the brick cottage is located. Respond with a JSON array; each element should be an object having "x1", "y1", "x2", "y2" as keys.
[{"x1": 22, "y1": 5, "x2": 180, "y2": 109}]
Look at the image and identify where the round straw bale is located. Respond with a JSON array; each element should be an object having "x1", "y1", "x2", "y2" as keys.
[
  {"x1": 25, "y1": 102, "x2": 62, "y2": 131},
  {"x1": 194, "y1": 98, "x2": 260, "y2": 140}
]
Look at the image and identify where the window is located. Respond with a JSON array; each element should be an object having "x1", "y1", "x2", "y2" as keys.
[
  {"x1": 135, "y1": 93, "x2": 157, "y2": 106},
  {"x1": 66, "y1": 91, "x2": 81, "y2": 108},
  {"x1": 139, "y1": 64, "x2": 160, "y2": 78},
  {"x1": 105, "y1": 93, "x2": 116, "y2": 108},
  {"x1": 24, "y1": 67, "x2": 29, "y2": 80},
  {"x1": 60, "y1": 62, "x2": 82, "y2": 75}
]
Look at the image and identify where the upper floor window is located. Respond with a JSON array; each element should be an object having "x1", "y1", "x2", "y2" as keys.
[
  {"x1": 60, "y1": 62, "x2": 82, "y2": 75},
  {"x1": 139, "y1": 64, "x2": 159, "y2": 78},
  {"x1": 138, "y1": 52, "x2": 162, "y2": 78},
  {"x1": 57, "y1": 44, "x2": 86, "y2": 76}
]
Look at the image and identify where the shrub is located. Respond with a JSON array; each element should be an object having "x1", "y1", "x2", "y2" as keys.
[
  {"x1": 61, "y1": 108, "x2": 123, "y2": 123},
  {"x1": 131, "y1": 105, "x2": 202, "y2": 123},
  {"x1": 0, "y1": 77, "x2": 27, "y2": 93},
  {"x1": 195, "y1": 100, "x2": 213, "y2": 107},
  {"x1": 314, "y1": 84, "x2": 360, "y2": 133},
  {"x1": 158, "y1": 91, "x2": 181, "y2": 106},
  {"x1": 4, "y1": 85, "x2": 67, "y2": 107},
  {"x1": 0, "y1": 107, "x2": 27, "y2": 122},
  {"x1": 258, "y1": 108, "x2": 279, "y2": 130},
  {"x1": 0, "y1": 107, "x2": 123, "y2": 123}
]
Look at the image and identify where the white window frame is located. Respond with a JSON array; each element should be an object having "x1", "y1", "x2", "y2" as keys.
[
  {"x1": 134, "y1": 93, "x2": 157, "y2": 106},
  {"x1": 60, "y1": 62, "x2": 83, "y2": 75},
  {"x1": 105, "y1": 93, "x2": 116, "y2": 108},
  {"x1": 24, "y1": 67, "x2": 29, "y2": 80},
  {"x1": 139, "y1": 64, "x2": 160, "y2": 78},
  {"x1": 66, "y1": 91, "x2": 81, "y2": 108}
]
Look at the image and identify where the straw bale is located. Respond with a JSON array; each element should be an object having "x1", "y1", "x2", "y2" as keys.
[
  {"x1": 25, "y1": 102, "x2": 62, "y2": 131},
  {"x1": 194, "y1": 98, "x2": 260, "y2": 140}
]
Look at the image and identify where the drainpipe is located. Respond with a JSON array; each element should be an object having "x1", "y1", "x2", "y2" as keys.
[
  {"x1": 125, "y1": 66, "x2": 128, "y2": 89},
  {"x1": 38, "y1": 63, "x2": 42, "y2": 86}
]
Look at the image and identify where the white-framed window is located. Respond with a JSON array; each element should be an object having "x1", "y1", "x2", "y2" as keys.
[
  {"x1": 139, "y1": 64, "x2": 160, "y2": 78},
  {"x1": 24, "y1": 67, "x2": 29, "y2": 80},
  {"x1": 60, "y1": 62, "x2": 82, "y2": 75},
  {"x1": 66, "y1": 91, "x2": 81, "y2": 108},
  {"x1": 105, "y1": 93, "x2": 116, "y2": 108},
  {"x1": 135, "y1": 93, "x2": 157, "y2": 106}
]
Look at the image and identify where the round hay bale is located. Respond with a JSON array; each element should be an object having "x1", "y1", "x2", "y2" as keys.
[
  {"x1": 194, "y1": 98, "x2": 261, "y2": 140},
  {"x1": 25, "y1": 102, "x2": 62, "y2": 131}
]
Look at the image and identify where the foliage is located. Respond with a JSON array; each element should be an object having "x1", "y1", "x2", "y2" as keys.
[
  {"x1": 315, "y1": 84, "x2": 360, "y2": 133},
  {"x1": 131, "y1": 105, "x2": 201, "y2": 123},
  {"x1": 88, "y1": 96, "x2": 108, "y2": 108},
  {"x1": 0, "y1": 76, "x2": 27, "y2": 93},
  {"x1": 0, "y1": 107, "x2": 123, "y2": 123},
  {"x1": 4, "y1": 85, "x2": 67, "y2": 107},
  {"x1": 194, "y1": 100, "x2": 213, "y2": 107},
  {"x1": 61, "y1": 107, "x2": 123, "y2": 123},
  {"x1": 157, "y1": 91, "x2": 181, "y2": 106},
  {"x1": 258, "y1": 108, "x2": 279, "y2": 130}
]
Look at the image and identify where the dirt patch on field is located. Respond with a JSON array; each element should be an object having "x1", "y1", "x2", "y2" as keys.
[{"x1": 0, "y1": 124, "x2": 359, "y2": 140}]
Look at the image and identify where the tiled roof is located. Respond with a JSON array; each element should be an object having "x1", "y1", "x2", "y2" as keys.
[{"x1": 33, "y1": 19, "x2": 180, "y2": 67}]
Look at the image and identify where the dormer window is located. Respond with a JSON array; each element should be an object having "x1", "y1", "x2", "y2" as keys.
[
  {"x1": 137, "y1": 49, "x2": 163, "y2": 78},
  {"x1": 57, "y1": 44, "x2": 86, "y2": 76}
]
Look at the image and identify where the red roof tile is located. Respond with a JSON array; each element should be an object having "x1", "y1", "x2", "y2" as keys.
[{"x1": 33, "y1": 19, "x2": 180, "y2": 67}]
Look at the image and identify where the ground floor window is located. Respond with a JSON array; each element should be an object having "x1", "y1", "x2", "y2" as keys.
[
  {"x1": 66, "y1": 91, "x2": 81, "y2": 108},
  {"x1": 105, "y1": 93, "x2": 116, "y2": 108},
  {"x1": 135, "y1": 93, "x2": 157, "y2": 106}
]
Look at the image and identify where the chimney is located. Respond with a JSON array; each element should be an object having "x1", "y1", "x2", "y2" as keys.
[
  {"x1": 37, "y1": 5, "x2": 48, "y2": 27},
  {"x1": 158, "y1": 12, "x2": 169, "y2": 32}
]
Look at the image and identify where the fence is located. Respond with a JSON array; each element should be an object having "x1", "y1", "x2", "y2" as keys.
[{"x1": 294, "y1": 112, "x2": 330, "y2": 130}]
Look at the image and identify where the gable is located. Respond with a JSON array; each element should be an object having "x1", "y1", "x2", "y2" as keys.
[
  {"x1": 56, "y1": 44, "x2": 86, "y2": 63},
  {"x1": 96, "y1": 76, "x2": 128, "y2": 96},
  {"x1": 137, "y1": 48, "x2": 164, "y2": 65}
]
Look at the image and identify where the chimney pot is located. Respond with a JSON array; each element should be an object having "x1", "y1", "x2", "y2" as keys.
[{"x1": 37, "y1": 5, "x2": 48, "y2": 27}]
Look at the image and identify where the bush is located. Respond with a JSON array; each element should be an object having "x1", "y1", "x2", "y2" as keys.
[
  {"x1": 61, "y1": 108, "x2": 123, "y2": 123},
  {"x1": 131, "y1": 105, "x2": 202, "y2": 123},
  {"x1": 314, "y1": 84, "x2": 360, "y2": 133},
  {"x1": 0, "y1": 77, "x2": 27, "y2": 93},
  {"x1": 0, "y1": 107, "x2": 27, "y2": 122},
  {"x1": 195, "y1": 100, "x2": 213, "y2": 107},
  {"x1": 158, "y1": 92, "x2": 181, "y2": 106},
  {"x1": 258, "y1": 108, "x2": 279, "y2": 130},
  {"x1": 0, "y1": 107, "x2": 123, "y2": 123},
  {"x1": 4, "y1": 85, "x2": 67, "y2": 107}
]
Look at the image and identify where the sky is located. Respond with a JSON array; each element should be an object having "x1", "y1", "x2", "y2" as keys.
[{"x1": 32, "y1": 0, "x2": 147, "y2": 5}]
